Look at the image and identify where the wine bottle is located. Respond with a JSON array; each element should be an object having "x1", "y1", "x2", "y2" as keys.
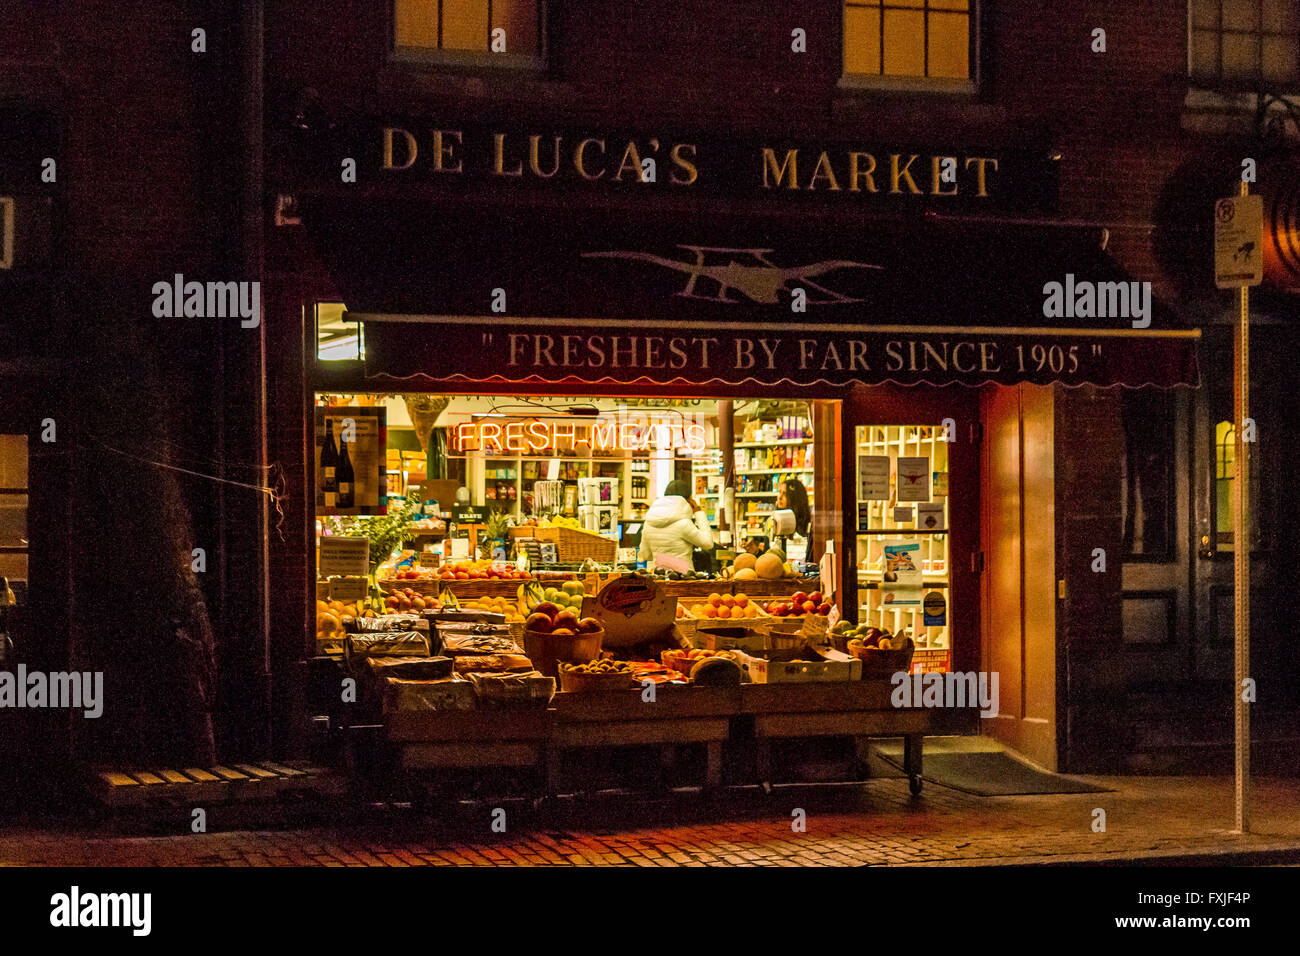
[
  {"x1": 320, "y1": 419, "x2": 339, "y2": 508},
  {"x1": 337, "y1": 435, "x2": 355, "y2": 509}
]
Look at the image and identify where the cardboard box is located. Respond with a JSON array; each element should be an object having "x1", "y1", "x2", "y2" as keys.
[
  {"x1": 381, "y1": 676, "x2": 477, "y2": 713},
  {"x1": 731, "y1": 649, "x2": 862, "y2": 683}
]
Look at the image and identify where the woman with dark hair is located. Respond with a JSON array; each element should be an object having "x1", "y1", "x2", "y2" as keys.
[
  {"x1": 638, "y1": 479, "x2": 714, "y2": 569},
  {"x1": 776, "y1": 477, "x2": 813, "y2": 558}
]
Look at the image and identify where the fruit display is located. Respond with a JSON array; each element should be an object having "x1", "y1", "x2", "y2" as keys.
[
  {"x1": 383, "y1": 587, "x2": 439, "y2": 614},
  {"x1": 438, "y1": 559, "x2": 530, "y2": 581},
  {"x1": 521, "y1": 601, "x2": 602, "y2": 638},
  {"x1": 661, "y1": 646, "x2": 734, "y2": 676},
  {"x1": 560, "y1": 659, "x2": 633, "y2": 676},
  {"x1": 459, "y1": 596, "x2": 526, "y2": 623},
  {"x1": 689, "y1": 592, "x2": 763, "y2": 620},
  {"x1": 719, "y1": 547, "x2": 799, "y2": 581},
  {"x1": 519, "y1": 579, "x2": 588, "y2": 615},
  {"x1": 316, "y1": 595, "x2": 389, "y2": 646},
  {"x1": 836, "y1": 622, "x2": 901, "y2": 649},
  {"x1": 648, "y1": 567, "x2": 718, "y2": 582},
  {"x1": 763, "y1": 590, "x2": 832, "y2": 617}
]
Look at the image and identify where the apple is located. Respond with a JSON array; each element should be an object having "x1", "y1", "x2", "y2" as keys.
[
  {"x1": 816, "y1": 602, "x2": 831, "y2": 615},
  {"x1": 792, "y1": 591, "x2": 808, "y2": 607},
  {"x1": 801, "y1": 601, "x2": 816, "y2": 614},
  {"x1": 809, "y1": 591, "x2": 823, "y2": 605}
]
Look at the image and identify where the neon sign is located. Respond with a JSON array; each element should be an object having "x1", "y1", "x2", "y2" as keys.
[{"x1": 454, "y1": 419, "x2": 707, "y2": 455}]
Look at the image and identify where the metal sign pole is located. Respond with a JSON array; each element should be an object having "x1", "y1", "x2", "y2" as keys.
[{"x1": 1233, "y1": 179, "x2": 1251, "y2": 833}]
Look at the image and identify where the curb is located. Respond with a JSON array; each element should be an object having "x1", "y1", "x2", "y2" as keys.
[{"x1": 886, "y1": 841, "x2": 1300, "y2": 867}]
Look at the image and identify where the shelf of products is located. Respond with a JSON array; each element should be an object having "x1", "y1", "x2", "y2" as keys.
[{"x1": 854, "y1": 424, "x2": 951, "y2": 669}]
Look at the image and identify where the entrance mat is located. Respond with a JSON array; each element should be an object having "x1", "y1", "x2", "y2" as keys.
[{"x1": 871, "y1": 742, "x2": 1110, "y2": 796}]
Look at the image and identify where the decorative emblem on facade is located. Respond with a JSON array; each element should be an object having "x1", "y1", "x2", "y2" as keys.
[{"x1": 582, "y1": 245, "x2": 882, "y2": 304}]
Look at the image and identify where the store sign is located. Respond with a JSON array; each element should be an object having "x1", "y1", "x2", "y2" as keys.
[
  {"x1": 363, "y1": 315, "x2": 1197, "y2": 389},
  {"x1": 453, "y1": 418, "x2": 707, "y2": 455},
  {"x1": 358, "y1": 122, "x2": 1048, "y2": 212}
]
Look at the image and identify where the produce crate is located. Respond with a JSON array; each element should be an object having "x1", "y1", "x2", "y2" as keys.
[
  {"x1": 731, "y1": 650, "x2": 862, "y2": 684},
  {"x1": 534, "y1": 526, "x2": 617, "y2": 562},
  {"x1": 729, "y1": 576, "x2": 821, "y2": 598},
  {"x1": 658, "y1": 578, "x2": 731, "y2": 598},
  {"x1": 377, "y1": 578, "x2": 443, "y2": 598},
  {"x1": 438, "y1": 578, "x2": 531, "y2": 600}
]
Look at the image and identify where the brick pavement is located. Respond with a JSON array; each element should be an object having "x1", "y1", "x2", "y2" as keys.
[{"x1": 3, "y1": 775, "x2": 1299, "y2": 866}]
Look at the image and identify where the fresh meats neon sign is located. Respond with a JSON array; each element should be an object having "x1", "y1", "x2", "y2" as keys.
[{"x1": 454, "y1": 419, "x2": 707, "y2": 455}]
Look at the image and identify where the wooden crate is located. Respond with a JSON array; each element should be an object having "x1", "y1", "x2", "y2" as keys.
[{"x1": 91, "y1": 762, "x2": 344, "y2": 808}]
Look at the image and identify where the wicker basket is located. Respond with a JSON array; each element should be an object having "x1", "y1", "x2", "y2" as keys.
[
  {"x1": 534, "y1": 526, "x2": 617, "y2": 562},
  {"x1": 522, "y1": 627, "x2": 604, "y2": 678},
  {"x1": 658, "y1": 578, "x2": 730, "y2": 598},
  {"x1": 558, "y1": 664, "x2": 637, "y2": 693},
  {"x1": 848, "y1": 637, "x2": 916, "y2": 679},
  {"x1": 377, "y1": 577, "x2": 444, "y2": 598},
  {"x1": 438, "y1": 578, "x2": 531, "y2": 600}
]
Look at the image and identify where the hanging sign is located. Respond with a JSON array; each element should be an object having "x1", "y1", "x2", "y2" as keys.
[
  {"x1": 917, "y1": 502, "x2": 945, "y2": 531},
  {"x1": 318, "y1": 536, "x2": 370, "y2": 579}
]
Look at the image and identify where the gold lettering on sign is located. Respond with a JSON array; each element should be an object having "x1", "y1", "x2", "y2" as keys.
[
  {"x1": 575, "y1": 138, "x2": 606, "y2": 180},
  {"x1": 670, "y1": 143, "x2": 698, "y2": 185},
  {"x1": 530, "y1": 135, "x2": 562, "y2": 177},
  {"x1": 493, "y1": 133, "x2": 523, "y2": 177},
  {"x1": 613, "y1": 141, "x2": 643, "y2": 182},
  {"x1": 382, "y1": 127, "x2": 418, "y2": 170},
  {"x1": 808, "y1": 151, "x2": 841, "y2": 191},
  {"x1": 762, "y1": 148, "x2": 799, "y2": 189},
  {"x1": 849, "y1": 152, "x2": 877, "y2": 192},
  {"x1": 889, "y1": 154, "x2": 920, "y2": 194},
  {"x1": 432, "y1": 130, "x2": 463, "y2": 173},
  {"x1": 931, "y1": 156, "x2": 958, "y2": 196},
  {"x1": 964, "y1": 157, "x2": 998, "y2": 197}
]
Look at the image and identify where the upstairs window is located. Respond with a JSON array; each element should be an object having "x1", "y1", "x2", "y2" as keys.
[
  {"x1": 843, "y1": 0, "x2": 973, "y2": 87},
  {"x1": 1190, "y1": 0, "x2": 1300, "y2": 89},
  {"x1": 394, "y1": 0, "x2": 545, "y2": 68}
]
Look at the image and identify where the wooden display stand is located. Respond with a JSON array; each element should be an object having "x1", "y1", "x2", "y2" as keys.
[{"x1": 388, "y1": 710, "x2": 554, "y2": 771}]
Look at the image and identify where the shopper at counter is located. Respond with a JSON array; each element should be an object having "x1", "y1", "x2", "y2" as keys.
[{"x1": 638, "y1": 480, "x2": 714, "y2": 569}]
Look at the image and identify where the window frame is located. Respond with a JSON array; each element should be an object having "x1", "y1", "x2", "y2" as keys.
[
  {"x1": 839, "y1": 0, "x2": 980, "y2": 94},
  {"x1": 390, "y1": 0, "x2": 549, "y2": 73},
  {"x1": 0, "y1": 434, "x2": 29, "y2": 596},
  {"x1": 1186, "y1": 0, "x2": 1300, "y2": 93}
]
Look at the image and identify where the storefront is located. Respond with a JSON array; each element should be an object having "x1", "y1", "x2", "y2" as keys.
[{"x1": 279, "y1": 117, "x2": 1201, "y2": 788}]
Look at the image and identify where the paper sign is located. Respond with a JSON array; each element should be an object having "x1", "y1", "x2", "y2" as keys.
[
  {"x1": 896, "y1": 457, "x2": 931, "y2": 502},
  {"x1": 1214, "y1": 194, "x2": 1263, "y2": 289},
  {"x1": 932, "y1": 472, "x2": 949, "y2": 497},
  {"x1": 448, "y1": 537, "x2": 471, "y2": 560},
  {"x1": 318, "y1": 536, "x2": 369, "y2": 578},
  {"x1": 881, "y1": 541, "x2": 922, "y2": 607},
  {"x1": 329, "y1": 577, "x2": 369, "y2": 602},
  {"x1": 451, "y1": 505, "x2": 491, "y2": 524},
  {"x1": 893, "y1": 506, "x2": 914, "y2": 523},
  {"x1": 858, "y1": 455, "x2": 890, "y2": 500},
  {"x1": 917, "y1": 502, "x2": 944, "y2": 531},
  {"x1": 857, "y1": 502, "x2": 872, "y2": 532},
  {"x1": 546, "y1": 459, "x2": 561, "y2": 480}
]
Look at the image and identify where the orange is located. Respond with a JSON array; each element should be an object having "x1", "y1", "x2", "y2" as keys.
[
  {"x1": 715, "y1": 606, "x2": 732, "y2": 618},
  {"x1": 734, "y1": 593, "x2": 749, "y2": 608},
  {"x1": 707, "y1": 592, "x2": 723, "y2": 607},
  {"x1": 720, "y1": 594, "x2": 735, "y2": 608},
  {"x1": 700, "y1": 605, "x2": 716, "y2": 618}
]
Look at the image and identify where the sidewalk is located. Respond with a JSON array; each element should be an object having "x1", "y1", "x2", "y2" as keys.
[{"x1": 3, "y1": 774, "x2": 1299, "y2": 866}]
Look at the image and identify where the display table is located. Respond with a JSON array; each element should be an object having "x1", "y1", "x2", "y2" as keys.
[
  {"x1": 740, "y1": 680, "x2": 973, "y2": 794},
  {"x1": 387, "y1": 709, "x2": 554, "y2": 771},
  {"x1": 548, "y1": 685, "x2": 740, "y2": 792}
]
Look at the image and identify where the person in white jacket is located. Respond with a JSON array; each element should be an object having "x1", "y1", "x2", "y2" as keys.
[{"x1": 638, "y1": 480, "x2": 714, "y2": 569}]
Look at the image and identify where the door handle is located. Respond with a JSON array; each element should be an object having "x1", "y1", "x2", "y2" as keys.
[{"x1": 1197, "y1": 533, "x2": 1215, "y2": 560}]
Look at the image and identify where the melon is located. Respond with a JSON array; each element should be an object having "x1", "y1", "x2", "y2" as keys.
[
  {"x1": 755, "y1": 552, "x2": 785, "y2": 580},
  {"x1": 733, "y1": 552, "x2": 757, "y2": 572},
  {"x1": 734, "y1": 568, "x2": 758, "y2": 581},
  {"x1": 766, "y1": 546, "x2": 786, "y2": 562}
]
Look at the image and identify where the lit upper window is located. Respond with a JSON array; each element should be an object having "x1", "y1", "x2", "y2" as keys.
[
  {"x1": 394, "y1": 0, "x2": 545, "y2": 67},
  {"x1": 843, "y1": 0, "x2": 973, "y2": 85},
  {"x1": 1191, "y1": 0, "x2": 1300, "y2": 89}
]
